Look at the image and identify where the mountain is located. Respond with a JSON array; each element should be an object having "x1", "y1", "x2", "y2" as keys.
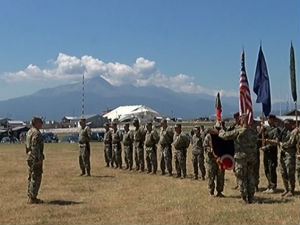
[{"x1": 0, "y1": 76, "x2": 238, "y2": 121}]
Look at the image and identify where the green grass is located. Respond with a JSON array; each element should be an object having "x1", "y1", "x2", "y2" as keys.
[{"x1": 0, "y1": 142, "x2": 299, "y2": 225}]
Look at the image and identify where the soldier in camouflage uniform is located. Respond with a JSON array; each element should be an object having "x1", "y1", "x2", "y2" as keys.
[
  {"x1": 260, "y1": 114, "x2": 280, "y2": 193},
  {"x1": 111, "y1": 121, "x2": 123, "y2": 169},
  {"x1": 277, "y1": 120, "x2": 297, "y2": 197},
  {"x1": 78, "y1": 118, "x2": 92, "y2": 176},
  {"x1": 133, "y1": 118, "x2": 146, "y2": 172},
  {"x1": 173, "y1": 123, "x2": 190, "y2": 178},
  {"x1": 219, "y1": 114, "x2": 258, "y2": 203},
  {"x1": 203, "y1": 125, "x2": 225, "y2": 197},
  {"x1": 103, "y1": 123, "x2": 113, "y2": 167},
  {"x1": 159, "y1": 119, "x2": 174, "y2": 176},
  {"x1": 144, "y1": 121, "x2": 160, "y2": 174},
  {"x1": 26, "y1": 116, "x2": 45, "y2": 204},
  {"x1": 123, "y1": 123, "x2": 134, "y2": 170},
  {"x1": 191, "y1": 125, "x2": 206, "y2": 180}
]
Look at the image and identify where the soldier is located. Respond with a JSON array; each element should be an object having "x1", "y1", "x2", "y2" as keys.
[
  {"x1": 144, "y1": 121, "x2": 160, "y2": 174},
  {"x1": 218, "y1": 114, "x2": 258, "y2": 203},
  {"x1": 203, "y1": 124, "x2": 225, "y2": 197},
  {"x1": 277, "y1": 120, "x2": 297, "y2": 197},
  {"x1": 133, "y1": 118, "x2": 146, "y2": 172},
  {"x1": 123, "y1": 123, "x2": 134, "y2": 170},
  {"x1": 191, "y1": 125, "x2": 206, "y2": 180},
  {"x1": 173, "y1": 123, "x2": 190, "y2": 178},
  {"x1": 260, "y1": 114, "x2": 280, "y2": 193},
  {"x1": 78, "y1": 118, "x2": 92, "y2": 176},
  {"x1": 26, "y1": 116, "x2": 45, "y2": 204},
  {"x1": 159, "y1": 119, "x2": 174, "y2": 176},
  {"x1": 103, "y1": 123, "x2": 113, "y2": 167},
  {"x1": 111, "y1": 121, "x2": 123, "y2": 169}
]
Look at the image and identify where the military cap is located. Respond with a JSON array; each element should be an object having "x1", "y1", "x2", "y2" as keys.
[
  {"x1": 111, "y1": 121, "x2": 117, "y2": 126},
  {"x1": 233, "y1": 112, "x2": 240, "y2": 118},
  {"x1": 161, "y1": 118, "x2": 167, "y2": 123},
  {"x1": 133, "y1": 118, "x2": 139, "y2": 124},
  {"x1": 104, "y1": 122, "x2": 110, "y2": 127},
  {"x1": 174, "y1": 123, "x2": 181, "y2": 128},
  {"x1": 31, "y1": 116, "x2": 43, "y2": 125},
  {"x1": 268, "y1": 114, "x2": 276, "y2": 119},
  {"x1": 79, "y1": 117, "x2": 86, "y2": 122}
]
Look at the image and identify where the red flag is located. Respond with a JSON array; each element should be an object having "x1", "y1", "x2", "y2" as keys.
[
  {"x1": 215, "y1": 92, "x2": 222, "y2": 121},
  {"x1": 239, "y1": 50, "x2": 253, "y2": 123}
]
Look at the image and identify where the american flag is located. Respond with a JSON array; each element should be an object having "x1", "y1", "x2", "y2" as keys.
[{"x1": 239, "y1": 50, "x2": 253, "y2": 123}]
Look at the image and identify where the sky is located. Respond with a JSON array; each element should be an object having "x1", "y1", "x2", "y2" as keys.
[{"x1": 0, "y1": 0, "x2": 299, "y2": 103}]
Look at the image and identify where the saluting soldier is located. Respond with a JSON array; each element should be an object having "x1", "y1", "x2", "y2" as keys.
[
  {"x1": 78, "y1": 118, "x2": 92, "y2": 176},
  {"x1": 159, "y1": 119, "x2": 174, "y2": 176},
  {"x1": 26, "y1": 116, "x2": 45, "y2": 204}
]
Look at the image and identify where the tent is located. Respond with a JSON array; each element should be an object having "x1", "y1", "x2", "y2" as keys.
[{"x1": 103, "y1": 105, "x2": 162, "y2": 123}]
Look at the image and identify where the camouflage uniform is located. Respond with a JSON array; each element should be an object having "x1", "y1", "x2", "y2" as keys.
[
  {"x1": 26, "y1": 127, "x2": 44, "y2": 200},
  {"x1": 297, "y1": 156, "x2": 300, "y2": 187},
  {"x1": 191, "y1": 133, "x2": 206, "y2": 179},
  {"x1": 112, "y1": 129, "x2": 123, "y2": 169},
  {"x1": 144, "y1": 129, "x2": 160, "y2": 174},
  {"x1": 279, "y1": 128, "x2": 297, "y2": 194},
  {"x1": 103, "y1": 129, "x2": 113, "y2": 167},
  {"x1": 263, "y1": 126, "x2": 280, "y2": 191},
  {"x1": 219, "y1": 126, "x2": 258, "y2": 203},
  {"x1": 159, "y1": 127, "x2": 174, "y2": 175},
  {"x1": 133, "y1": 127, "x2": 146, "y2": 171},
  {"x1": 173, "y1": 132, "x2": 190, "y2": 178},
  {"x1": 123, "y1": 129, "x2": 134, "y2": 170},
  {"x1": 203, "y1": 133, "x2": 224, "y2": 195},
  {"x1": 78, "y1": 125, "x2": 92, "y2": 175}
]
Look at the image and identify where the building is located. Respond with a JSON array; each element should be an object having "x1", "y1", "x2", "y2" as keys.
[
  {"x1": 103, "y1": 105, "x2": 163, "y2": 123},
  {"x1": 61, "y1": 114, "x2": 107, "y2": 128}
]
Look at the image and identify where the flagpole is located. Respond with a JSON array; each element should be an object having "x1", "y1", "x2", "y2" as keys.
[
  {"x1": 295, "y1": 102, "x2": 300, "y2": 156},
  {"x1": 261, "y1": 107, "x2": 265, "y2": 147}
]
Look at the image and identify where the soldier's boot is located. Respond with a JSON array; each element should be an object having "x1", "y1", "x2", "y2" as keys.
[
  {"x1": 286, "y1": 191, "x2": 294, "y2": 197},
  {"x1": 80, "y1": 170, "x2": 86, "y2": 176},
  {"x1": 28, "y1": 197, "x2": 44, "y2": 204},
  {"x1": 168, "y1": 172, "x2": 173, "y2": 177},
  {"x1": 209, "y1": 190, "x2": 214, "y2": 196},
  {"x1": 194, "y1": 175, "x2": 198, "y2": 180},
  {"x1": 201, "y1": 176, "x2": 205, "y2": 181},
  {"x1": 248, "y1": 195, "x2": 254, "y2": 204},
  {"x1": 216, "y1": 192, "x2": 225, "y2": 198},
  {"x1": 176, "y1": 173, "x2": 181, "y2": 178},
  {"x1": 86, "y1": 169, "x2": 91, "y2": 176},
  {"x1": 241, "y1": 195, "x2": 247, "y2": 203},
  {"x1": 281, "y1": 189, "x2": 289, "y2": 197},
  {"x1": 255, "y1": 185, "x2": 259, "y2": 192},
  {"x1": 161, "y1": 170, "x2": 166, "y2": 175},
  {"x1": 111, "y1": 163, "x2": 114, "y2": 168},
  {"x1": 106, "y1": 163, "x2": 109, "y2": 167},
  {"x1": 147, "y1": 169, "x2": 152, "y2": 174}
]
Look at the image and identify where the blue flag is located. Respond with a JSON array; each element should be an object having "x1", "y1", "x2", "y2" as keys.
[{"x1": 253, "y1": 46, "x2": 271, "y2": 116}]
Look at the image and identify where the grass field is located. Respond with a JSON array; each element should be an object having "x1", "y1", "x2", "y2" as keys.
[{"x1": 0, "y1": 142, "x2": 299, "y2": 225}]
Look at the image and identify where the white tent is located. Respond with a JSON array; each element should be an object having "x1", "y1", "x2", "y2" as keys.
[{"x1": 103, "y1": 105, "x2": 162, "y2": 123}]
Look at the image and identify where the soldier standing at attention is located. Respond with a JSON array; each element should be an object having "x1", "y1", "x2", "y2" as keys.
[
  {"x1": 191, "y1": 125, "x2": 206, "y2": 180},
  {"x1": 218, "y1": 114, "x2": 258, "y2": 204},
  {"x1": 103, "y1": 123, "x2": 113, "y2": 167},
  {"x1": 26, "y1": 116, "x2": 45, "y2": 204},
  {"x1": 260, "y1": 114, "x2": 280, "y2": 193},
  {"x1": 159, "y1": 119, "x2": 174, "y2": 176},
  {"x1": 144, "y1": 121, "x2": 160, "y2": 174},
  {"x1": 78, "y1": 118, "x2": 92, "y2": 176},
  {"x1": 173, "y1": 123, "x2": 190, "y2": 178},
  {"x1": 277, "y1": 120, "x2": 297, "y2": 197},
  {"x1": 111, "y1": 121, "x2": 123, "y2": 169},
  {"x1": 133, "y1": 118, "x2": 146, "y2": 172},
  {"x1": 123, "y1": 123, "x2": 134, "y2": 170},
  {"x1": 203, "y1": 124, "x2": 225, "y2": 197}
]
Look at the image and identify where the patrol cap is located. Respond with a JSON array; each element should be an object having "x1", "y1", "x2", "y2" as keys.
[
  {"x1": 268, "y1": 114, "x2": 276, "y2": 119},
  {"x1": 233, "y1": 112, "x2": 240, "y2": 118},
  {"x1": 79, "y1": 117, "x2": 86, "y2": 122},
  {"x1": 174, "y1": 123, "x2": 181, "y2": 128},
  {"x1": 31, "y1": 116, "x2": 43, "y2": 125},
  {"x1": 111, "y1": 121, "x2": 117, "y2": 126},
  {"x1": 133, "y1": 118, "x2": 139, "y2": 125},
  {"x1": 161, "y1": 118, "x2": 167, "y2": 123}
]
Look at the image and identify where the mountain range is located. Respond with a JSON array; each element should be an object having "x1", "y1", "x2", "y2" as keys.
[{"x1": 0, "y1": 76, "x2": 290, "y2": 121}]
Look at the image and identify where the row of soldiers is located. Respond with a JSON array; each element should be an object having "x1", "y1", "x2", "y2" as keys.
[{"x1": 25, "y1": 114, "x2": 300, "y2": 204}]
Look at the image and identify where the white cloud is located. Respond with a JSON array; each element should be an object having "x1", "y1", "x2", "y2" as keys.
[{"x1": 1, "y1": 53, "x2": 237, "y2": 97}]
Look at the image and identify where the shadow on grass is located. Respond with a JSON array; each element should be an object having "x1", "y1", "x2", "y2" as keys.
[
  {"x1": 92, "y1": 175, "x2": 115, "y2": 178},
  {"x1": 47, "y1": 200, "x2": 83, "y2": 205},
  {"x1": 255, "y1": 196, "x2": 293, "y2": 204}
]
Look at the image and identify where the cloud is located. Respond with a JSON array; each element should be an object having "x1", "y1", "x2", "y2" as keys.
[{"x1": 1, "y1": 53, "x2": 237, "y2": 97}]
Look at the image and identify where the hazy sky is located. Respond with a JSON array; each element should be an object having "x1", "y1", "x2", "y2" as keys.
[{"x1": 0, "y1": 0, "x2": 299, "y2": 103}]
